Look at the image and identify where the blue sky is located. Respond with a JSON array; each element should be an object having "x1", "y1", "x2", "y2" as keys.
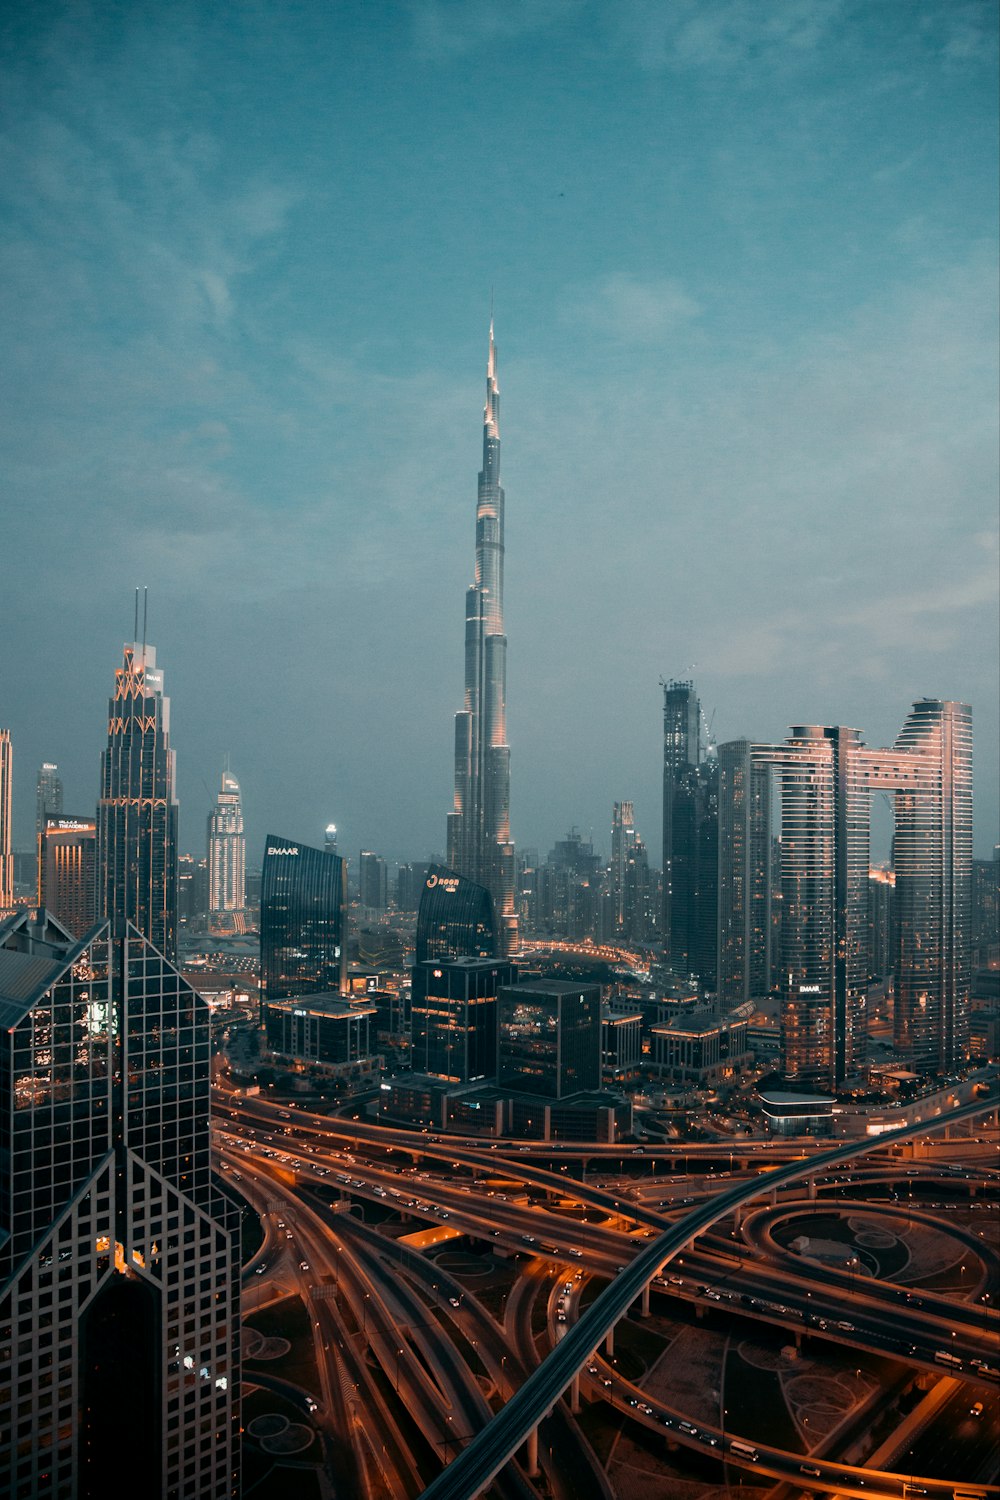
[{"x1": 2, "y1": 0, "x2": 997, "y2": 865}]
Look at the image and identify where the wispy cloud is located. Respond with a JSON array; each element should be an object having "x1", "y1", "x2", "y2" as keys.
[{"x1": 564, "y1": 272, "x2": 701, "y2": 343}]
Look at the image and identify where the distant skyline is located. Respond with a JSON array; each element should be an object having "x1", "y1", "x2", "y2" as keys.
[{"x1": 2, "y1": 1, "x2": 997, "y2": 866}]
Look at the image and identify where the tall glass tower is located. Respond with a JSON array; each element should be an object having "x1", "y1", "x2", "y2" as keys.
[
  {"x1": 259, "y1": 834, "x2": 348, "y2": 1013},
  {"x1": 0, "y1": 908, "x2": 240, "y2": 1498},
  {"x1": 207, "y1": 762, "x2": 246, "y2": 934},
  {"x1": 447, "y1": 321, "x2": 518, "y2": 956},
  {"x1": 96, "y1": 641, "x2": 178, "y2": 960}
]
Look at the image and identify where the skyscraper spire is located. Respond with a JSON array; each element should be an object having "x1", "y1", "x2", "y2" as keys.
[{"x1": 447, "y1": 317, "x2": 518, "y2": 955}]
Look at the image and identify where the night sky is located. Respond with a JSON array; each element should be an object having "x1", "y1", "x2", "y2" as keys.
[{"x1": 2, "y1": 1, "x2": 997, "y2": 866}]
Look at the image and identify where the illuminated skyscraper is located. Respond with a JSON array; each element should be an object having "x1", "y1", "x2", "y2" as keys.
[
  {"x1": 96, "y1": 640, "x2": 178, "y2": 960},
  {"x1": 0, "y1": 731, "x2": 11, "y2": 912},
  {"x1": 35, "y1": 761, "x2": 63, "y2": 837},
  {"x1": 37, "y1": 814, "x2": 97, "y2": 938},
  {"x1": 207, "y1": 762, "x2": 246, "y2": 933},
  {"x1": 446, "y1": 320, "x2": 518, "y2": 955},
  {"x1": 260, "y1": 834, "x2": 348, "y2": 1012},
  {"x1": 0, "y1": 907, "x2": 240, "y2": 1498}
]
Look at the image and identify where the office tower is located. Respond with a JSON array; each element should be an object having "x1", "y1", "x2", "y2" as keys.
[
  {"x1": 661, "y1": 680, "x2": 718, "y2": 984},
  {"x1": 207, "y1": 762, "x2": 246, "y2": 934},
  {"x1": 446, "y1": 320, "x2": 518, "y2": 955},
  {"x1": 889, "y1": 699, "x2": 972, "y2": 1071},
  {"x1": 395, "y1": 861, "x2": 432, "y2": 912},
  {"x1": 37, "y1": 814, "x2": 97, "y2": 938},
  {"x1": 537, "y1": 830, "x2": 603, "y2": 942},
  {"x1": 35, "y1": 761, "x2": 64, "y2": 838},
  {"x1": 0, "y1": 907, "x2": 240, "y2": 1498},
  {"x1": 609, "y1": 802, "x2": 652, "y2": 944},
  {"x1": 751, "y1": 700, "x2": 972, "y2": 1087},
  {"x1": 415, "y1": 864, "x2": 496, "y2": 965},
  {"x1": 498, "y1": 980, "x2": 601, "y2": 1098},
  {"x1": 324, "y1": 823, "x2": 338, "y2": 856},
  {"x1": 260, "y1": 834, "x2": 348, "y2": 1014},
  {"x1": 359, "y1": 850, "x2": 388, "y2": 912},
  {"x1": 774, "y1": 726, "x2": 872, "y2": 1087},
  {"x1": 96, "y1": 640, "x2": 178, "y2": 960},
  {"x1": 717, "y1": 740, "x2": 772, "y2": 1007},
  {"x1": 411, "y1": 956, "x2": 517, "y2": 1082},
  {"x1": 177, "y1": 853, "x2": 209, "y2": 930},
  {"x1": 0, "y1": 731, "x2": 11, "y2": 911}
]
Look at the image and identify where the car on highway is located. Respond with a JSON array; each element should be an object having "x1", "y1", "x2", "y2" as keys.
[
  {"x1": 970, "y1": 1401, "x2": 984, "y2": 1418},
  {"x1": 299, "y1": 1260, "x2": 309, "y2": 1271},
  {"x1": 449, "y1": 1297, "x2": 461, "y2": 1308}
]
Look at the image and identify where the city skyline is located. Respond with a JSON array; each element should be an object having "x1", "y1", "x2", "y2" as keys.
[{"x1": 1, "y1": 1, "x2": 997, "y2": 866}]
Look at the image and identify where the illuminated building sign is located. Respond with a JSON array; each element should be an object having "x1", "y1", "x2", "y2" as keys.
[
  {"x1": 426, "y1": 873, "x2": 460, "y2": 893},
  {"x1": 267, "y1": 847, "x2": 300, "y2": 856}
]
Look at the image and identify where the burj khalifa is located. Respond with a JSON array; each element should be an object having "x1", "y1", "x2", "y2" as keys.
[{"x1": 446, "y1": 320, "x2": 518, "y2": 955}]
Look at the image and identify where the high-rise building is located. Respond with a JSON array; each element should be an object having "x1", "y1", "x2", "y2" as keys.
[
  {"x1": 207, "y1": 762, "x2": 246, "y2": 934},
  {"x1": 661, "y1": 680, "x2": 718, "y2": 985},
  {"x1": 415, "y1": 864, "x2": 496, "y2": 966},
  {"x1": 747, "y1": 701, "x2": 972, "y2": 1086},
  {"x1": 889, "y1": 700, "x2": 972, "y2": 1071},
  {"x1": 498, "y1": 980, "x2": 601, "y2": 1098},
  {"x1": 717, "y1": 740, "x2": 772, "y2": 1007},
  {"x1": 537, "y1": 830, "x2": 603, "y2": 942},
  {"x1": 324, "y1": 823, "x2": 338, "y2": 856},
  {"x1": 260, "y1": 834, "x2": 348, "y2": 1014},
  {"x1": 37, "y1": 813, "x2": 97, "y2": 938},
  {"x1": 411, "y1": 956, "x2": 516, "y2": 1082},
  {"x1": 0, "y1": 907, "x2": 240, "y2": 1498},
  {"x1": 446, "y1": 320, "x2": 518, "y2": 955},
  {"x1": 96, "y1": 641, "x2": 178, "y2": 960},
  {"x1": 609, "y1": 802, "x2": 652, "y2": 943},
  {"x1": 35, "y1": 761, "x2": 64, "y2": 837},
  {"x1": 0, "y1": 731, "x2": 11, "y2": 912},
  {"x1": 359, "y1": 851, "x2": 388, "y2": 912}
]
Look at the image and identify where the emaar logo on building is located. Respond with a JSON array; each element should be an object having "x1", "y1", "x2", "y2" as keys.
[{"x1": 268, "y1": 846, "x2": 300, "y2": 856}]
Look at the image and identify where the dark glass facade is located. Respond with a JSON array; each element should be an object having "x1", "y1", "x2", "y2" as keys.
[
  {"x1": 0, "y1": 908, "x2": 240, "y2": 1498},
  {"x1": 411, "y1": 957, "x2": 516, "y2": 1082},
  {"x1": 264, "y1": 994, "x2": 375, "y2": 1071},
  {"x1": 661, "y1": 681, "x2": 718, "y2": 985},
  {"x1": 260, "y1": 834, "x2": 348, "y2": 1015},
  {"x1": 497, "y1": 980, "x2": 601, "y2": 1099},
  {"x1": 415, "y1": 864, "x2": 496, "y2": 964},
  {"x1": 96, "y1": 643, "x2": 178, "y2": 960}
]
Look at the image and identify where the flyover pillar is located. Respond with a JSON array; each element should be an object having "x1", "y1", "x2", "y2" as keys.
[
  {"x1": 570, "y1": 1374, "x2": 580, "y2": 1413},
  {"x1": 525, "y1": 1425, "x2": 539, "y2": 1477},
  {"x1": 640, "y1": 1284, "x2": 650, "y2": 1318},
  {"x1": 808, "y1": 1176, "x2": 817, "y2": 1201},
  {"x1": 605, "y1": 1324, "x2": 615, "y2": 1356}
]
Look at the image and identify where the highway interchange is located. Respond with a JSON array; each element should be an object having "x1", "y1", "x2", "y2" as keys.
[{"x1": 215, "y1": 1085, "x2": 1000, "y2": 1500}]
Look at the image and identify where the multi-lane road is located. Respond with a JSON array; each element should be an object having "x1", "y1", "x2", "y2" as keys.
[{"x1": 216, "y1": 1083, "x2": 999, "y2": 1500}]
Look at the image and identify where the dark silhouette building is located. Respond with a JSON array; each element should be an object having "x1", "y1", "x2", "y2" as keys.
[
  {"x1": 411, "y1": 956, "x2": 516, "y2": 1082},
  {"x1": 260, "y1": 834, "x2": 348, "y2": 1015},
  {"x1": 661, "y1": 679, "x2": 718, "y2": 986},
  {"x1": 498, "y1": 979, "x2": 601, "y2": 1098},
  {"x1": 415, "y1": 865, "x2": 496, "y2": 965},
  {"x1": 96, "y1": 640, "x2": 178, "y2": 960},
  {"x1": 0, "y1": 908, "x2": 240, "y2": 1497}
]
